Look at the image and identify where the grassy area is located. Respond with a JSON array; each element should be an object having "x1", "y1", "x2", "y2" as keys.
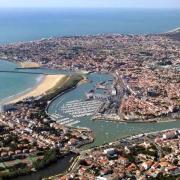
[
  {"x1": 0, "y1": 162, "x2": 31, "y2": 179},
  {"x1": 43, "y1": 73, "x2": 83, "y2": 101},
  {"x1": 0, "y1": 154, "x2": 48, "y2": 179}
]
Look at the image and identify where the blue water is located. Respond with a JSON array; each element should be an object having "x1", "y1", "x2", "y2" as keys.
[
  {"x1": 0, "y1": 60, "x2": 39, "y2": 102},
  {"x1": 47, "y1": 72, "x2": 180, "y2": 148},
  {"x1": 0, "y1": 8, "x2": 179, "y2": 107},
  {"x1": 0, "y1": 8, "x2": 179, "y2": 44},
  {"x1": 0, "y1": 8, "x2": 179, "y2": 141}
]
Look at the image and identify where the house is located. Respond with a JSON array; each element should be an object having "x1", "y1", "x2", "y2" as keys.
[
  {"x1": 163, "y1": 131, "x2": 177, "y2": 140},
  {"x1": 118, "y1": 156, "x2": 129, "y2": 165},
  {"x1": 151, "y1": 162, "x2": 160, "y2": 170},
  {"x1": 143, "y1": 141, "x2": 151, "y2": 149},
  {"x1": 124, "y1": 146, "x2": 131, "y2": 154},
  {"x1": 96, "y1": 174, "x2": 119, "y2": 180},
  {"x1": 141, "y1": 160, "x2": 153, "y2": 170},
  {"x1": 165, "y1": 166, "x2": 177, "y2": 173},
  {"x1": 104, "y1": 148, "x2": 117, "y2": 159}
]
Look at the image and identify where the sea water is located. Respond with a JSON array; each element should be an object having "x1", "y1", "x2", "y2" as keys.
[{"x1": 0, "y1": 8, "x2": 180, "y2": 146}]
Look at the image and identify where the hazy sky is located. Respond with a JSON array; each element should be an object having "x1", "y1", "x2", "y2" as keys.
[{"x1": 0, "y1": 0, "x2": 179, "y2": 8}]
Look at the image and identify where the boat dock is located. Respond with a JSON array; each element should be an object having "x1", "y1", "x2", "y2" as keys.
[
  {"x1": 60, "y1": 99, "x2": 103, "y2": 118},
  {"x1": 49, "y1": 99, "x2": 103, "y2": 126},
  {"x1": 50, "y1": 113, "x2": 80, "y2": 127}
]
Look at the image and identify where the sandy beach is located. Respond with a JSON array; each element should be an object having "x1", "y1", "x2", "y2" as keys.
[
  {"x1": 9, "y1": 74, "x2": 67, "y2": 104},
  {"x1": 19, "y1": 61, "x2": 41, "y2": 68}
]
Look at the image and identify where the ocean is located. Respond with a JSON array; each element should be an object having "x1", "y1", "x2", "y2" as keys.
[
  {"x1": 0, "y1": 8, "x2": 180, "y2": 103},
  {"x1": 0, "y1": 8, "x2": 179, "y2": 44},
  {"x1": 1, "y1": 9, "x2": 180, "y2": 178},
  {"x1": 0, "y1": 60, "x2": 39, "y2": 102},
  {"x1": 0, "y1": 8, "x2": 180, "y2": 102}
]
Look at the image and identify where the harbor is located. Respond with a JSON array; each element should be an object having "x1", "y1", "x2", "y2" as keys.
[
  {"x1": 61, "y1": 99, "x2": 103, "y2": 118},
  {"x1": 47, "y1": 71, "x2": 180, "y2": 148},
  {"x1": 49, "y1": 99, "x2": 103, "y2": 126},
  {"x1": 0, "y1": 61, "x2": 180, "y2": 148},
  {"x1": 50, "y1": 113, "x2": 80, "y2": 127}
]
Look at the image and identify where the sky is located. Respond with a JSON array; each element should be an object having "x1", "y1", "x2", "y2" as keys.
[{"x1": 0, "y1": 0, "x2": 180, "y2": 8}]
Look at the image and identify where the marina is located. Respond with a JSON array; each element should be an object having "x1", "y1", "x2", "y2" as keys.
[
  {"x1": 1, "y1": 60, "x2": 180, "y2": 148},
  {"x1": 61, "y1": 99, "x2": 103, "y2": 118},
  {"x1": 50, "y1": 114, "x2": 80, "y2": 126},
  {"x1": 0, "y1": 6, "x2": 179, "y2": 180},
  {"x1": 47, "y1": 71, "x2": 180, "y2": 148},
  {"x1": 49, "y1": 99, "x2": 103, "y2": 126}
]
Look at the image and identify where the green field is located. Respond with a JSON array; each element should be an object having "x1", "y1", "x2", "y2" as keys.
[{"x1": 43, "y1": 73, "x2": 84, "y2": 101}]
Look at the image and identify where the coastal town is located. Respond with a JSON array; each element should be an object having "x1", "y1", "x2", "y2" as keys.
[
  {"x1": 63, "y1": 128, "x2": 180, "y2": 180},
  {"x1": 0, "y1": 75, "x2": 94, "y2": 178},
  {"x1": 0, "y1": 33, "x2": 179, "y2": 121},
  {"x1": 0, "y1": 30, "x2": 179, "y2": 179}
]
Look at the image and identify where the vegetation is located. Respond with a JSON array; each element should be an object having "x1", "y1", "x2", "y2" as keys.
[
  {"x1": 150, "y1": 174, "x2": 180, "y2": 180},
  {"x1": 162, "y1": 146, "x2": 172, "y2": 154},
  {"x1": 43, "y1": 74, "x2": 83, "y2": 101},
  {"x1": 0, "y1": 164, "x2": 30, "y2": 179},
  {"x1": 131, "y1": 145, "x2": 158, "y2": 158},
  {"x1": 32, "y1": 149, "x2": 57, "y2": 170}
]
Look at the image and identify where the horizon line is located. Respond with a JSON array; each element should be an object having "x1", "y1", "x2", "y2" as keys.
[{"x1": 0, "y1": 7, "x2": 180, "y2": 9}]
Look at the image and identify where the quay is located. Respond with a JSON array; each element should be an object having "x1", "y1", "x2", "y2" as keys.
[{"x1": 92, "y1": 114, "x2": 126, "y2": 122}]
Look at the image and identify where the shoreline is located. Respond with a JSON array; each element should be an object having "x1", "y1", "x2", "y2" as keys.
[
  {"x1": 92, "y1": 114, "x2": 180, "y2": 123},
  {"x1": 46, "y1": 128, "x2": 179, "y2": 180},
  {"x1": 0, "y1": 72, "x2": 93, "y2": 179},
  {"x1": 19, "y1": 61, "x2": 41, "y2": 68},
  {"x1": 0, "y1": 75, "x2": 44, "y2": 105},
  {"x1": 0, "y1": 64, "x2": 179, "y2": 177},
  {"x1": 0, "y1": 28, "x2": 179, "y2": 179},
  {"x1": 5, "y1": 74, "x2": 67, "y2": 104}
]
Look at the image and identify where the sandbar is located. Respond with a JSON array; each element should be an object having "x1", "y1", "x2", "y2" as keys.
[{"x1": 19, "y1": 61, "x2": 41, "y2": 68}]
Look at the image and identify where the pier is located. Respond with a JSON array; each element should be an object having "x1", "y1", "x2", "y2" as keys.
[
  {"x1": 49, "y1": 99, "x2": 103, "y2": 127},
  {"x1": 61, "y1": 99, "x2": 103, "y2": 118}
]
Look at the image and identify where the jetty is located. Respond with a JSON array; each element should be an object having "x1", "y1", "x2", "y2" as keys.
[{"x1": 0, "y1": 70, "x2": 44, "y2": 75}]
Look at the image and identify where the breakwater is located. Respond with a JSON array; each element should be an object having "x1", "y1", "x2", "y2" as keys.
[{"x1": 0, "y1": 70, "x2": 45, "y2": 75}]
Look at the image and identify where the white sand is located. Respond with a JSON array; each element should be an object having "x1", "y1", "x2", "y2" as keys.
[{"x1": 9, "y1": 74, "x2": 66, "y2": 103}]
